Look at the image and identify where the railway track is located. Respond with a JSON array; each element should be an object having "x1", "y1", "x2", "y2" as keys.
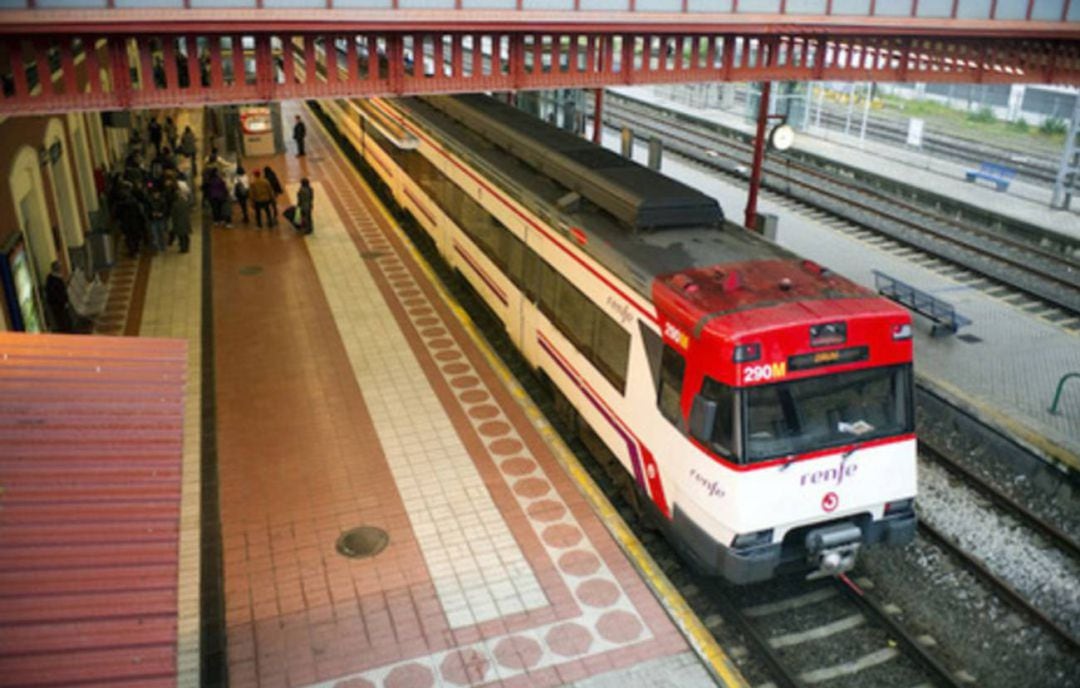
[
  {"x1": 915, "y1": 439, "x2": 1080, "y2": 653},
  {"x1": 704, "y1": 574, "x2": 966, "y2": 688},
  {"x1": 602, "y1": 97, "x2": 1080, "y2": 328}
]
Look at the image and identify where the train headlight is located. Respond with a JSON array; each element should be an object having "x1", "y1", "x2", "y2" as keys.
[
  {"x1": 884, "y1": 498, "x2": 914, "y2": 516},
  {"x1": 733, "y1": 343, "x2": 761, "y2": 363},
  {"x1": 732, "y1": 528, "x2": 774, "y2": 549},
  {"x1": 891, "y1": 323, "x2": 912, "y2": 341}
]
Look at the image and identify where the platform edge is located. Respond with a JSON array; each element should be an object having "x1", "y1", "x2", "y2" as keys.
[{"x1": 305, "y1": 102, "x2": 750, "y2": 688}]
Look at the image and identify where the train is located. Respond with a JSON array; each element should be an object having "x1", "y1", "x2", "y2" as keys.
[{"x1": 315, "y1": 92, "x2": 918, "y2": 584}]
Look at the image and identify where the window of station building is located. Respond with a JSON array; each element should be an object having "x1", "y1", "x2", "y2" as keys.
[{"x1": 657, "y1": 346, "x2": 686, "y2": 427}]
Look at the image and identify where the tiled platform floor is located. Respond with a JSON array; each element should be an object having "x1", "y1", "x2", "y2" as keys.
[{"x1": 209, "y1": 103, "x2": 719, "y2": 688}]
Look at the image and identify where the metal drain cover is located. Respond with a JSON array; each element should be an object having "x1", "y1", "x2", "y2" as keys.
[
  {"x1": 239, "y1": 265, "x2": 263, "y2": 276},
  {"x1": 336, "y1": 526, "x2": 389, "y2": 559},
  {"x1": 360, "y1": 251, "x2": 388, "y2": 260}
]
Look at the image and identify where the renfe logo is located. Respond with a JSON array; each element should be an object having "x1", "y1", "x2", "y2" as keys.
[
  {"x1": 689, "y1": 468, "x2": 725, "y2": 499},
  {"x1": 821, "y1": 492, "x2": 839, "y2": 512},
  {"x1": 800, "y1": 462, "x2": 858, "y2": 487}
]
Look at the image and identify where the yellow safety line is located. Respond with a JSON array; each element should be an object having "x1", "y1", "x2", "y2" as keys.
[{"x1": 308, "y1": 102, "x2": 750, "y2": 688}]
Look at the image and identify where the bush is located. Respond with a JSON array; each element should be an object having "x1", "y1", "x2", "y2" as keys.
[
  {"x1": 967, "y1": 106, "x2": 996, "y2": 124},
  {"x1": 1007, "y1": 118, "x2": 1030, "y2": 133},
  {"x1": 1040, "y1": 117, "x2": 1068, "y2": 136}
]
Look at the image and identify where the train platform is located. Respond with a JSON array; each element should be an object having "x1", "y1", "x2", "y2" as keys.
[
  {"x1": 597, "y1": 116, "x2": 1080, "y2": 475},
  {"x1": 140, "y1": 102, "x2": 743, "y2": 688},
  {"x1": 611, "y1": 87, "x2": 1080, "y2": 243}
]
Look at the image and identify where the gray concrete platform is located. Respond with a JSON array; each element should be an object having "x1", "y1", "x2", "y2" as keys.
[
  {"x1": 612, "y1": 86, "x2": 1080, "y2": 243},
  {"x1": 599, "y1": 120, "x2": 1080, "y2": 473}
]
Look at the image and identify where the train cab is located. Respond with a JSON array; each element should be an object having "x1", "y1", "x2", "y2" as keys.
[{"x1": 653, "y1": 259, "x2": 918, "y2": 582}]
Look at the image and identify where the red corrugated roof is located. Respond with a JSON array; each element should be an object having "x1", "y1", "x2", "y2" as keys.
[{"x1": 0, "y1": 332, "x2": 187, "y2": 688}]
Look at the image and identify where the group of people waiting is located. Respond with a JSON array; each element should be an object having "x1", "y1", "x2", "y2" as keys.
[
  {"x1": 108, "y1": 142, "x2": 195, "y2": 257},
  {"x1": 109, "y1": 113, "x2": 316, "y2": 261},
  {"x1": 203, "y1": 150, "x2": 314, "y2": 234}
]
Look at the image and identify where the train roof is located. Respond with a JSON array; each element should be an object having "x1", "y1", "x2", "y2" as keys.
[
  {"x1": 424, "y1": 94, "x2": 723, "y2": 231},
  {"x1": 396, "y1": 95, "x2": 875, "y2": 312}
]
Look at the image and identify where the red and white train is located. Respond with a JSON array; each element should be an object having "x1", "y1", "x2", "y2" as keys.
[{"x1": 318, "y1": 93, "x2": 917, "y2": 584}]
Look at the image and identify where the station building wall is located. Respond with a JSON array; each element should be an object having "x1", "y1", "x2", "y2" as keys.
[{"x1": 0, "y1": 111, "x2": 121, "y2": 331}]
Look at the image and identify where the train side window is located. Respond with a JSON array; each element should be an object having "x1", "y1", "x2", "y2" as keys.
[
  {"x1": 657, "y1": 346, "x2": 686, "y2": 428},
  {"x1": 593, "y1": 315, "x2": 630, "y2": 394},
  {"x1": 700, "y1": 378, "x2": 735, "y2": 458},
  {"x1": 556, "y1": 279, "x2": 597, "y2": 358},
  {"x1": 539, "y1": 261, "x2": 558, "y2": 319},
  {"x1": 521, "y1": 248, "x2": 541, "y2": 301},
  {"x1": 506, "y1": 234, "x2": 526, "y2": 289}
]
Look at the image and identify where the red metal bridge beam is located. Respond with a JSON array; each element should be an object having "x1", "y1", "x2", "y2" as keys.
[{"x1": 2, "y1": 28, "x2": 1079, "y2": 115}]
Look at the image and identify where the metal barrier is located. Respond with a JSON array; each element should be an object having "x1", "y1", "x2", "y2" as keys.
[
  {"x1": 873, "y1": 270, "x2": 972, "y2": 336},
  {"x1": 1048, "y1": 372, "x2": 1080, "y2": 415}
]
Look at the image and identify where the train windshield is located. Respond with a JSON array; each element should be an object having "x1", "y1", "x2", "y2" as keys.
[{"x1": 740, "y1": 364, "x2": 913, "y2": 463}]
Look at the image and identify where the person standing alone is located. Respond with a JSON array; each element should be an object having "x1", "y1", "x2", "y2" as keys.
[
  {"x1": 297, "y1": 178, "x2": 314, "y2": 235},
  {"x1": 293, "y1": 115, "x2": 306, "y2": 157}
]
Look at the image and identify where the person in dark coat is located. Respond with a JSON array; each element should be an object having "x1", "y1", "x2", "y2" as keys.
[
  {"x1": 148, "y1": 116, "x2": 163, "y2": 155},
  {"x1": 147, "y1": 187, "x2": 169, "y2": 251},
  {"x1": 263, "y1": 166, "x2": 282, "y2": 222},
  {"x1": 293, "y1": 115, "x2": 306, "y2": 157},
  {"x1": 180, "y1": 125, "x2": 197, "y2": 176},
  {"x1": 44, "y1": 261, "x2": 72, "y2": 333},
  {"x1": 297, "y1": 177, "x2": 314, "y2": 235},
  {"x1": 206, "y1": 169, "x2": 228, "y2": 226},
  {"x1": 115, "y1": 187, "x2": 146, "y2": 256}
]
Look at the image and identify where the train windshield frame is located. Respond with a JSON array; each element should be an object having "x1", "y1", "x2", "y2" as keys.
[{"x1": 700, "y1": 364, "x2": 914, "y2": 465}]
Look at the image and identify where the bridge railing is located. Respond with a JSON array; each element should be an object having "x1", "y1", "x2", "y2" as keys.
[{"x1": 1, "y1": 0, "x2": 1078, "y2": 23}]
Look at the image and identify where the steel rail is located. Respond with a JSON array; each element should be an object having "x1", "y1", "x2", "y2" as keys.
[
  {"x1": 833, "y1": 574, "x2": 964, "y2": 688},
  {"x1": 917, "y1": 521, "x2": 1080, "y2": 653},
  {"x1": 918, "y1": 440, "x2": 1080, "y2": 562}
]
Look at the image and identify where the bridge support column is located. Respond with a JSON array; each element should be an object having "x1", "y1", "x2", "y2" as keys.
[
  {"x1": 1051, "y1": 95, "x2": 1080, "y2": 210},
  {"x1": 744, "y1": 81, "x2": 772, "y2": 230},
  {"x1": 592, "y1": 88, "x2": 603, "y2": 144}
]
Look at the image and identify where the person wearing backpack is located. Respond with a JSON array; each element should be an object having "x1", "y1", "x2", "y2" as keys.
[{"x1": 233, "y1": 166, "x2": 250, "y2": 224}]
